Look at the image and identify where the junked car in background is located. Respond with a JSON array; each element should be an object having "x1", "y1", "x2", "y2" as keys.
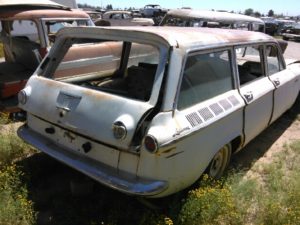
[
  {"x1": 0, "y1": 0, "x2": 92, "y2": 113},
  {"x1": 17, "y1": 26, "x2": 300, "y2": 198},
  {"x1": 140, "y1": 4, "x2": 166, "y2": 18},
  {"x1": 160, "y1": 9, "x2": 288, "y2": 55},
  {"x1": 261, "y1": 16, "x2": 278, "y2": 36},
  {"x1": 94, "y1": 11, "x2": 154, "y2": 26},
  {"x1": 282, "y1": 23, "x2": 300, "y2": 41},
  {"x1": 160, "y1": 9, "x2": 265, "y2": 32}
]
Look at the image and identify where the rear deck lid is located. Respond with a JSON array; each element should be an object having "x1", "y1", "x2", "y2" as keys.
[{"x1": 21, "y1": 76, "x2": 154, "y2": 150}]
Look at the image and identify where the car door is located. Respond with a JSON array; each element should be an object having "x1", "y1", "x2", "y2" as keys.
[
  {"x1": 235, "y1": 45, "x2": 275, "y2": 145},
  {"x1": 266, "y1": 44, "x2": 298, "y2": 123}
]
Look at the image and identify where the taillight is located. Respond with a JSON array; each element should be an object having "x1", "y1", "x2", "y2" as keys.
[
  {"x1": 144, "y1": 135, "x2": 158, "y2": 153},
  {"x1": 18, "y1": 90, "x2": 28, "y2": 105},
  {"x1": 112, "y1": 121, "x2": 127, "y2": 140},
  {"x1": 18, "y1": 87, "x2": 31, "y2": 105}
]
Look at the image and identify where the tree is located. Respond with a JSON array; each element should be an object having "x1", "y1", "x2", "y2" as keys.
[
  {"x1": 106, "y1": 4, "x2": 113, "y2": 10},
  {"x1": 244, "y1": 8, "x2": 254, "y2": 16},
  {"x1": 268, "y1": 9, "x2": 274, "y2": 17},
  {"x1": 254, "y1": 11, "x2": 261, "y2": 17}
]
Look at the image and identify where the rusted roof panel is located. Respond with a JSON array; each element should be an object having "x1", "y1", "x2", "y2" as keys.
[
  {"x1": 0, "y1": 0, "x2": 69, "y2": 10},
  {"x1": 165, "y1": 9, "x2": 264, "y2": 24},
  {"x1": 56, "y1": 26, "x2": 274, "y2": 51},
  {"x1": 0, "y1": 9, "x2": 90, "y2": 20}
]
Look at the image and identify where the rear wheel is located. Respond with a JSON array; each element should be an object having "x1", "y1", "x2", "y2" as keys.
[{"x1": 207, "y1": 144, "x2": 232, "y2": 179}]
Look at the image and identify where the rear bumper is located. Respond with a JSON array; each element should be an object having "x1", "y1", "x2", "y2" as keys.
[{"x1": 18, "y1": 125, "x2": 168, "y2": 197}]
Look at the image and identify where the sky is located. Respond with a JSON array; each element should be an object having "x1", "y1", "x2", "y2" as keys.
[{"x1": 77, "y1": 0, "x2": 300, "y2": 16}]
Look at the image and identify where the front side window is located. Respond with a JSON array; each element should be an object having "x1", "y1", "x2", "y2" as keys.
[
  {"x1": 177, "y1": 50, "x2": 233, "y2": 110},
  {"x1": 111, "y1": 14, "x2": 122, "y2": 19},
  {"x1": 235, "y1": 45, "x2": 264, "y2": 85},
  {"x1": 266, "y1": 45, "x2": 284, "y2": 75},
  {"x1": 123, "y1": 13, "x2": 132, "y2": 19}
]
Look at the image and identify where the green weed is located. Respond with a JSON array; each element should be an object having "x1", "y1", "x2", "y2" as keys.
[
  {"x1": 177, "y1": 140, "x2": 300, "y2": 225},
  {"x1": 0, "y1": 132, "x2": 33, "y2": 168},
  {"x1": 0, "y1": 165, "x2": 35, "y2": 225},
  {"x1": 0, "y1": 42, "x2": 3, "y2": 58}
]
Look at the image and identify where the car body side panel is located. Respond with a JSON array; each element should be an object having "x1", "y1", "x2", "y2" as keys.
[
  {"x1": 240, "y1": 77, "x2": 275, "y2": 145},
  {"x1": 269, "y1": 69, "x2": 298, "y2": 123},
  {"x1": 138, "y1": 106, "x2": 244, "y2": 197}
]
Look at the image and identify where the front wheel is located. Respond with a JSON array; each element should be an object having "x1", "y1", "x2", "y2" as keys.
[{"x1": 207, "y1": 144, "x2": 232, "y2": 179}]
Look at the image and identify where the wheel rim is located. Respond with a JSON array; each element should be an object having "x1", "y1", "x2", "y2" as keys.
[{"x1": 209, "y1": 145, "x2": 231, "y2": 178}]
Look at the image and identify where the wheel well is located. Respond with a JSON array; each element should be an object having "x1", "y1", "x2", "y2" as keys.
[{"x1": 231, "y1": 136, "x2": 243, "y2": 154}]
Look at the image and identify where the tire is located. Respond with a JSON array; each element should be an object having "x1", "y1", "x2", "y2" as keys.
[
  {"x1": 207, "y1": 143, "x2": 232, "y2": 179},
  {"x1": 94, "y1": 20, "x2": 111, "y2": 26},
  {"x1": 283, "y1": 36, "x2": 289, "y2": 41}
]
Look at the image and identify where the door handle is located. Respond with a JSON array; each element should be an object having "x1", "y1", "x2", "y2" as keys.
[
  {"x1": 244, "y1": 91, "x2": 253, "y2": 102},
  {"x1": 274, "y1": 79, "x2": 280, "y2": 86}
]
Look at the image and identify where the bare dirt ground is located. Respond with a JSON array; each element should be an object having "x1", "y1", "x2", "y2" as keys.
[{"x1": 284, "y1": 40, "x2": 300, "y2": 59}]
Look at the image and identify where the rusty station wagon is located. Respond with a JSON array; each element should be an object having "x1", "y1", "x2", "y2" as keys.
[{"x1": 18, "y1": 26, "x2": 300, "y2": 197}]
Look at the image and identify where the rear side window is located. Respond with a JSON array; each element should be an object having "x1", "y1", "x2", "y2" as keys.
[
  {"x1": 10, "y1": 20, "x2": 39, "y2": 43},
  {"x1": 177, "y1": 50, "x2": 233, "y2": 110},
  {"x1": 266, "y1": 45, "x2": 284, "y2": 75},
  {"x1": 235, "y1": 45, "x2": 265, "y2": 85}
]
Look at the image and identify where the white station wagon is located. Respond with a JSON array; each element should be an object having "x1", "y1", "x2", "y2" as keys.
[{"x1": 17, "y1": 26, "x2": 300, "y2": 198}]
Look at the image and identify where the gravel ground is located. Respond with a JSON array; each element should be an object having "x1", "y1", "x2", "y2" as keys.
[{"x1": 284, "y1": 40, "x2": 300, "y2": 59}]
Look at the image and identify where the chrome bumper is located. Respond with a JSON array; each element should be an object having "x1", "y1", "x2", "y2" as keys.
[{"x1": 18, "y1": 125, "x2": 168, "y2": 197}]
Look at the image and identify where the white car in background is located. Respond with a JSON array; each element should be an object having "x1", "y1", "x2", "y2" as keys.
[
  {"x1": 141, "y1": 4, "x2": 166, "y2": 17},
  {"x1": 95, "y1": 11, "x2": 154, "y2": 26}
]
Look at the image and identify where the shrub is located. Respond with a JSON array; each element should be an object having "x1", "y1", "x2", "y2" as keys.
[
  {"x1": 0, "y1": 165, "x2": 35, "y2": 225},
  {"x1": 179, "y1": 175, "x2": 241, "y2": 225},
  {"x1": 0, "y1": 132, "x2": 33, "y2": 169},
  {"x1": 0, "y1": 42, "x2": 3, "y2": 58},
  {"x1": 178, "y1": 140, "x2": 300, "y2": 225}
]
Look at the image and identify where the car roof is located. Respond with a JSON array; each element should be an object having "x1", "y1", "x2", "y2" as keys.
[
  {"x1": 0, "y1": 9, "x2": 90, "y2": 20},
  {"x1": 104, "y1": 11, "x2": 131, "y2": 15},
  {"x1": 165, "y1": 9, "x2": 264, "y2": 24},
  {"x1": 57, "y1": 26, "x2": 275, "y2": 51},
  {"x1": 0, "y1": 0, "x2": 69, "y2": 10}
]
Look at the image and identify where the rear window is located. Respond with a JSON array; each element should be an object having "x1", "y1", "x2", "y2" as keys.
[{"x1": 44, "y1": 38, "x2": 160, "y2": 101}]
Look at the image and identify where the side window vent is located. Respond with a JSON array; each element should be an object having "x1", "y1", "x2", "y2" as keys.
[
  {"x1": 228, "y1": 95, "x2": 240, "y2": 106},
  {"x1": 198, "y1": 107, "x2": 214, "y2": 121},
  {"x1": 219, "y1": 99, "x2": 232, "y2": 111},
  {"x1": 209, "y1": 103, "x2": 224, "y2": 116},
  {"x1": 186, "y1": 112, "x2": 203, "y2": 127}
]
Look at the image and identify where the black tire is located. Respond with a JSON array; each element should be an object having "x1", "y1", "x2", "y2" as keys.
[
  {"x1": 283, "y1": 36, "x2": 289, "y2": 41},
  {"x1": 207, "y1": 143, "x2": 232, "y2": 179},
  {"x1": 94, "y1": 20, "x2": 111, "y2": 26}
]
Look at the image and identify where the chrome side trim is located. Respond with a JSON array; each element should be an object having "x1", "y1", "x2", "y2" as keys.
[{"x1": 18, "y1": 125, "x2": 168, "y2": 197}]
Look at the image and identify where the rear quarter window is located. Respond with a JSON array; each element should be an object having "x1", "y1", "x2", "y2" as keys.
[{"x1": 177, "y1": 50, "x2": 233, "y2": 110}]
